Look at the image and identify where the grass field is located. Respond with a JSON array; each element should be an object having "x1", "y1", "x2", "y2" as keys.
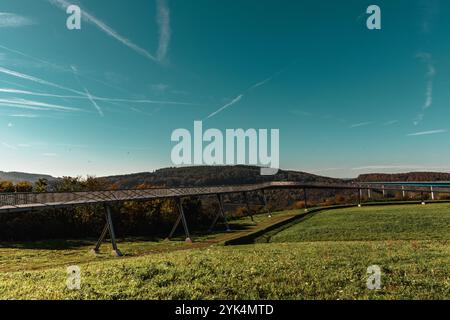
[{"x1": 0, "y1": 204, "x2": 449, "y2": 300}]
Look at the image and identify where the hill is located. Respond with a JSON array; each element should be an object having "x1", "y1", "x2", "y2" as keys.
[
  {"x1": 0, "y1": 171, "x2": 56, "y2": 184},
  {"x1": 100, "y1": 165, "x2": 344, "y2": 188}
]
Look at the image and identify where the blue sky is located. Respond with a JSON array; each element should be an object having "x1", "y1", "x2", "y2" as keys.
[{"x1": 0, "y1": 0, "x2": 449, "y2": 178}]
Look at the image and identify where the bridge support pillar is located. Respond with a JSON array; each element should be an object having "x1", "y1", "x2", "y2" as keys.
[
  {"x1": 92, "y1": 204, "x2": 123, "y2": 257},
  {"x1": 368, "y1": 186, "x2": 371, "y2": 200},
  {"x1": 243, "y1": 192, "x2": 254, "y2": 222},
  {"x1": 358, "y1": 188, "x2": 362, "y2": 207},
  {"x1": 303, "y1": 188, "x2": 308, "y2": 212},
  {"x1": 431, "y1": 186, "x2": 435, "y2": 201},
  {"x1": 208, "y1": 194, "x2": 231, "y2": 232},
  {"x1": 402, "y1": 186, "x2": 406, "y2": 199},
  {"x1": 167, "y1": 198, "x2": 192, "y2": 243},
  {"x1": 262, "y1": 190, "x2": 272, "y2": 217}
]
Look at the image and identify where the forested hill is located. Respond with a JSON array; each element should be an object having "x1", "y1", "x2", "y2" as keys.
[
  {"x1": 356, "y1": 172, "x2": 450, "y2": 182},
  {"x1": 100, "y1": 166, "x2": 345, "y2": 189},
  {"x1": 3, "y1": 167, "x2": 450, "y2": 189},
  {"x1": 0, "y1": 171, "x2": 56, "y2": 184}
]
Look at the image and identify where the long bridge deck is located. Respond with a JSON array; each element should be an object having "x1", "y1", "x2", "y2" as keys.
[
  {"x1": 1, "y1": 181, "x2": 444, "y2": 214},
  {"x1": 0, "y1": 181, "x2": 446, "y2": 256}
]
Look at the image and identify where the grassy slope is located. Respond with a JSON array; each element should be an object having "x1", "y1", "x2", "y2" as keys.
[{"x1": 0, "y1": 204, "x2": 449, "y2": 299}]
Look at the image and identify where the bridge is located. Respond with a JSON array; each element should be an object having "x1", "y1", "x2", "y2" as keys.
[{"x1": 0, "y1": 181, "x2": 447, "y2": 256}]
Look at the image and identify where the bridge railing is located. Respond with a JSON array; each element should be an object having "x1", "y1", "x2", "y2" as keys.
[{"x1": 0, "y1": 181, "x2": 446, "y2": 212}]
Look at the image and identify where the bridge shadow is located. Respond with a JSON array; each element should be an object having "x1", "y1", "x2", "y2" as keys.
[
  {"x1": 0, "y1": 239, "x2": 95, "y2": 250},
  {"x1": 0, "y1": 222, "x2": 256, "y2": 250}
]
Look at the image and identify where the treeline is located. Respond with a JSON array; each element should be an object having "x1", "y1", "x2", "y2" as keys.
[
  {"x1": 357, "y1": 172, "x2": 450, "y2": 182},
  {"x1": 0, "y1": 176, "x2": 103, "y2": 193}
]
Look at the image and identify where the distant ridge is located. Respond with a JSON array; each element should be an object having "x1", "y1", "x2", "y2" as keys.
[
  {"x1": 356, "y1": 172, "x2": 450, "y2": 182},
  {"x1": 2, "y1": 166, "x2": 450, "y2": 187},
  {"x1": 0, "y1": 171, "x2": 56, "y2": 184}
]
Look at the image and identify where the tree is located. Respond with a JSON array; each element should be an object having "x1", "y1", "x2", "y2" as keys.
[
  {"x1": 15, "y1": 181, "x2": 33, "y2": 193},
  {"x1": 34, "y1": 178, "x2": 48, "y2": 193},
  {"x1": 0, "y1": 181, "x2": 14, "y2": 193}
]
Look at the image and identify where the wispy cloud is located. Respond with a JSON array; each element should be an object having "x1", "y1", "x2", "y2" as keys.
[
  {"x1": 156, "y1": 0, "x2": 171, "y2": 61},
  {"x1": 8, "y1": 114, "x2": 40, "y2": 118},
  {"x1": 1, "y1": 142, "x2": 17, "y2": 150},
  {"x1": 353, "y1": 164, "x2": 450, "y2": 171},
  {"x1": 0, "y1": 13, "x2": 34, "y2": 28},
  {"x1": 48, "y1": 0, "x2": 159, "y2": 62},
  {"x1": 414, "y1": 52, "x2": 435, "y2": 125},
  {"x1": 382, "y1": 120, "x2": 398, "y2": 126},
  {"x1": 420, "y1": 0, "x2": 440, "y2": 33},
  {"x1": 406, "y1": 129, "x2": 447, "y2": 136},
  {"x1": 289, "y1": 110, "x2": 312, "y2": 117},
  {"x1": 350, "y1": 122, "x2": 372, "y2": 128},
  {"x1": 310, "y1": 167, "x2": 344, "y2": 173}
]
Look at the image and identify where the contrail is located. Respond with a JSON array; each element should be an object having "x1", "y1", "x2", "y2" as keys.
[
  {"x1": 0, "y1": 44, "x2": 67, "y2": 72},
  {"x1": 350, "y1": 122, "x2": 372, "y2": 128},
  {"x1": 204, "y1": 95, "x2": 243, "y2": 120},
  {"x1": 71, "y1": 66, "x2": 104, "y2": 117},
  {"x1": 203, "y1": 63, "x2": 295, "y2": 120},
  {"x1": 0, "y1": 66, "x2": 87, "y2": 96},
  {"x1": 0, "y1": 98, "x2": 81, "y2": 112},
  {"x1": 48, "y1": 0, "x2": 158, "y2": 61},
  {"x1": 82, "y1": 87, "x2": 104, "y2": 116},
  {"x1": 0, "y1": 43, "x2": 137, "y2": 95},
  {"x1": 407, "y1": 129, "x2": 447, "y2": 136},
  {"x1": 0, "y1": 88, "x2": 195, "y2": 105}
]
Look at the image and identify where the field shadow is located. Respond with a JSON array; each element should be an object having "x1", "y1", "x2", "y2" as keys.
[{"x1": 0, "y1": 239, "x2": 95, "y2": 250}]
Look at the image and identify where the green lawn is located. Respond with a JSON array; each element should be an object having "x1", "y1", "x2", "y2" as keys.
[
  {"x1": 0, "y1": 204, "x2": 449, "y2": 300},
  {"x1": 267, "y1": 204, "x2": 450, "y2": 242},
  {"x1": 0, "y1": 210, "x2": 297, "y2": 273}
]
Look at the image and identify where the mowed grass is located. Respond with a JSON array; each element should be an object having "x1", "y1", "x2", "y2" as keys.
[
  {"x1": 0, "y1": 204, "x2": 449, "y2": 300},
  {"x1": 0, "y1": 241, "x2": 448, "y2": 300},
  {"x1": 0, "y1": 210, "x2": 298, "y2": 273},
  {"x1": 268, "y1": 204, "x2": 450, "y2": 242}
]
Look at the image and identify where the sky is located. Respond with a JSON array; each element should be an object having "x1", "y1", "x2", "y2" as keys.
[{"x1": 0, "y1": 0, "x2": 450, "y2": 178}]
